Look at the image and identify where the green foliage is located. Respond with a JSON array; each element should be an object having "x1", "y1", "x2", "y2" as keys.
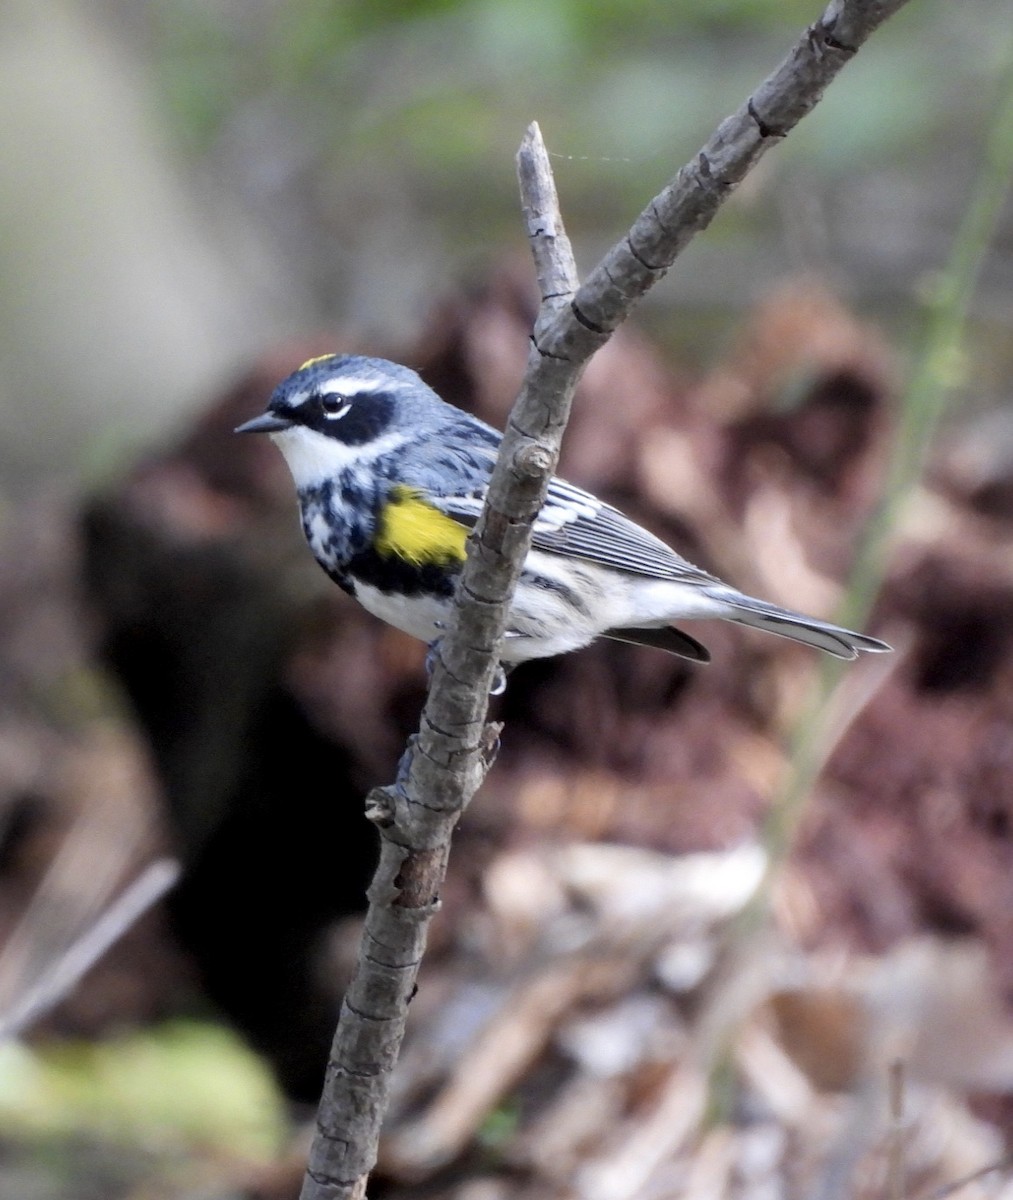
[
  {"x1": 0, "y1": 1021, "x2": 287, "y2": 1159},
  {"x1": 144, "y1": 0, "x2": 1011, "y2": 320}
]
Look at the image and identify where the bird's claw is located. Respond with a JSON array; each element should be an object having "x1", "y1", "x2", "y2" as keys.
[
  {"x1": 425, "y1": 639, "x2": 441, "y2": 679},
  {"x1": 364, "y1": 784, "x2": 399, "y2": 827},
  {"x1": 427, "y1": 640, "x2": 510, "y2": 698}
]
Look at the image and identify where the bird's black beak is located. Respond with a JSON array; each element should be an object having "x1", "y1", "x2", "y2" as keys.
[{"x1": 234, "y1": 412, "x2": 293, "y2": 434}]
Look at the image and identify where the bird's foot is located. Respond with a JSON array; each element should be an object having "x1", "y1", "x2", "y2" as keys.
[
  {"x1": 426, "y1": 640, "x2": 511, "y2": 698},
  {"x1": 490, "y1": 663, "x2": 510, "y2": 696},
  {"x1": 424, "y1": 638, "x2": 441, "y2": 679}
]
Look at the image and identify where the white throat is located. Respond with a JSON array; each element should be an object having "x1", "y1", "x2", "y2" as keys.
[{"x1": 270, "y1": 425, "x2": 406, "y2": 489}]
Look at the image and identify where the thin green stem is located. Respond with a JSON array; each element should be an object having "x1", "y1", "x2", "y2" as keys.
[
  {"x1": 705, "y1": 57, "x2": 1013, "y2": 1125},
  {"x1": 764, "y1": 50, "x2": 1013, "y2": 870},
  {"x1": 845, "y1": 55, "x2": 1013, "y2": 631}
]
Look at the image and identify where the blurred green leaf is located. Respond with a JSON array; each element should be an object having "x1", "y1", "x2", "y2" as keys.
[{"x1": 0, "y1": 1021, "x2": 287, "y2": 1159}]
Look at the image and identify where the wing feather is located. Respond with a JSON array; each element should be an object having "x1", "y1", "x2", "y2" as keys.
[
  {"x1": 430, "y1": 471, "x2": 713, "y2": 584},
  {"x1": 532, "y1": 494, "x2": 714, "y2": 582},
  {"x1": 412, "y1": 420, "x2": 713, "y2": 583}
]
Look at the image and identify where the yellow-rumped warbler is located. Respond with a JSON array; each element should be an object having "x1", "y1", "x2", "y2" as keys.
[{"x1": 236, "y1": 354, "x2": 890, "y2": 665}]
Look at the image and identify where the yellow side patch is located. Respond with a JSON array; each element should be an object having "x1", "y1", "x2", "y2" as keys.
[
  {"x1": 375, "y1": 486, "x2": 469, "y2": 566},
  {"x1": 298, "y1": 353, "x2": 336, "y2": 371}
]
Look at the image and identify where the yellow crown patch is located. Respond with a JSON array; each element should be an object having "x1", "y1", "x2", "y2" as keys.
[
  {"x1": 375, "y1": 486, "x2": 469, "y2": 567},
  {"x1": 298, "y1": 353, "x2": 337, "y2": 372}
]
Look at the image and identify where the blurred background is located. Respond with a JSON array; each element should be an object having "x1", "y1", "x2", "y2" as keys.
[
  {"x1": 3, "y1": 0, "x2": 1012, "y2": 494},
  {"x1": 2, "y1": 1, "x2": 1013, "y2": 1197}
]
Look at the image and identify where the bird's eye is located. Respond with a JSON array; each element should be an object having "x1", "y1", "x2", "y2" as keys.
[{"x1": 319, "y1": 393, "x2": 352, "y2": 420}]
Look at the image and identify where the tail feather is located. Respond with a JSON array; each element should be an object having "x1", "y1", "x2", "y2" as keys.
[
  {"x1": 722, "y1": 594, "x2": 891, "y2": 661},
  {"x1": 603, "y1": 624, "x2": 711, "y2": 663}
]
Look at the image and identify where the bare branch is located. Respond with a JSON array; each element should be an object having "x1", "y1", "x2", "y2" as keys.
[
  {"x1": 564, "y1": 0, "x2": 913, "y2": 342},
  {"x1": 300, "y1": 4, "x2": 914, "y2": 1196},
  {"x1": 518, "y1": 122, "x2": 580, "y2": 315},
  {"x1": 300, "y1": 123, "x2": 578, "y2": 1200},
  {"x1": 0, "y1": 858, "x2": 180, "y2": 1043}
]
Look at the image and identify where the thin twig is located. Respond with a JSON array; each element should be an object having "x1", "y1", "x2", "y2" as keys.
[
  {"x1": 887, "y1": 1059, "x2": 907, "y2": 1200},
  {"x1": 0, "y1": 857, "x2": 180, "y2": 1043},
  {"x1": 299, "y1": 4, "x2": 915, "y2": 1196},
  {"x1": 925, "y1": 1154, "x2": 1013, "y2": 1200}
]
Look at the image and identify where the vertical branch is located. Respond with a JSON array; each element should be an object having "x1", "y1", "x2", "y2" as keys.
[
  {"x1": 299, "y1": 4, "x2": 916, "y2": 1196},
  {"x1": 300, "y1": 124, "x2": 579, "y2": 1200},
  {"x1": 886, "y1": 1059, "x2": 907, "y2": 1200},
  {"x1": 518, "y1": 123, "x2": 580, "y2": 317}
]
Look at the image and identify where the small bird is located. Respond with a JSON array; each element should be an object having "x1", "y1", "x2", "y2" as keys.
[{"x1": 236, "y1": 354, "x2": 890, "y2": 666}]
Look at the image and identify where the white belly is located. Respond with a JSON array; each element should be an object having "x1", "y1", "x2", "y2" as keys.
[
  {"x1": 350, "y1": 554, "x2": 726, "y2": 663},
  {"x1": 351, "y1": 580, "x2": 451, "y2": 644}
]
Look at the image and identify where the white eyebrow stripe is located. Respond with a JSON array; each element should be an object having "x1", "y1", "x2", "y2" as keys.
[{"x1": 317, "y1": 376, "x2": 389, "y2": 395}]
